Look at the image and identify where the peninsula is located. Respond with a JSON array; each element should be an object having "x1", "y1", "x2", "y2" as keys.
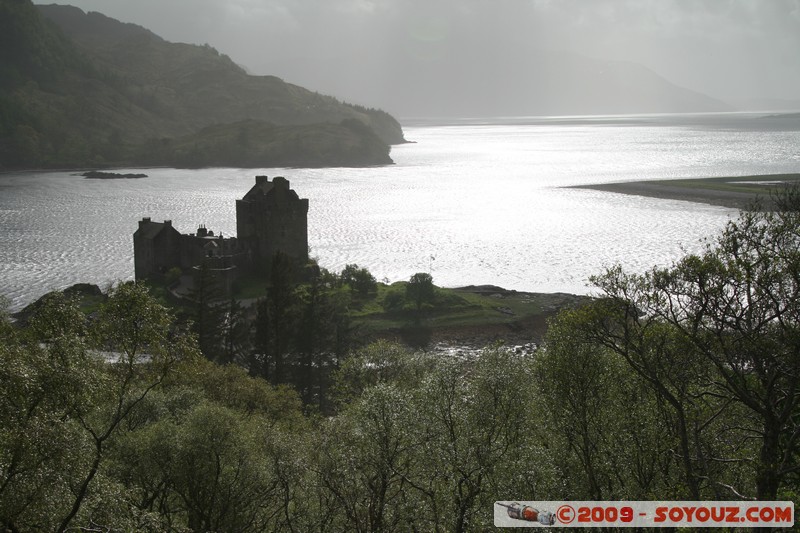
[{"x1": 0, "y1": 1, "x2": 404, "y2": 171}]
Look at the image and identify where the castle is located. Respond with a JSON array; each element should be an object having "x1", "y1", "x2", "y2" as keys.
[{"x1": 134, "y1": 176, "x2": 309, "y2": 293}]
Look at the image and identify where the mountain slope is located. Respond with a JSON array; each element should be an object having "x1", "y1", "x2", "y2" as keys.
[
  {"x1": 0, "y1": 0, "x2": 403, "y2": 170},
  {"x1": 37, "y1": 4, "x2": 405, "y2": 144}
]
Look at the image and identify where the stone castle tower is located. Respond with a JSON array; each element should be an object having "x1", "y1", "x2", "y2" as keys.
[
  {"x1": 134, "y1": 175, "x2": 308, "y2": 286},
  {"x1": 236, "y1": 176, "x2": 309, "y2": 273}
]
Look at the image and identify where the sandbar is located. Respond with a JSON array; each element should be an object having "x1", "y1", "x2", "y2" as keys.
[{"x1": 574, "y1": 173, "x2": 800, "y2": 209}]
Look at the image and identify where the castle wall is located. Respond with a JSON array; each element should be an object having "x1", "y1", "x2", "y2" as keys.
[{"x1": 133, "y1": 219, "x2": 182, "y2": 279}]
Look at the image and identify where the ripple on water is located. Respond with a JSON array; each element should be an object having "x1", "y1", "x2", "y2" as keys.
[{"x1": 2, "y1": 118, "x2": 798, "y2": 310}]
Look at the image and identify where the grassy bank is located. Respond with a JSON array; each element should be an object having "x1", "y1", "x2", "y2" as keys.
[
  {"x1": 15, "y1": 280, "x2": 591, "y2": 349},
  {"x1": 349, "y1": 284, "x2": 590, "y2": 347}
]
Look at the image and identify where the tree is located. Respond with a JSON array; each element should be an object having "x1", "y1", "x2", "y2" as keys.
[
  {"x1": 219, "y1": 297, "x2": 250, "y2": 365},
  {"x1": 317, "y1": 384, "x2": 420, "y2": 532},
  {"x1": 0, "y1": 292, "x2": 93, "y2": 531},
  {"x1": 538, "y1": 306, "x2": 683, "y2": 500},
  {"x1": 0, "y1": 282, "x2": 198, "y2": 532},
  {"x1": 190, "y1": 262, "x2": 226, "y2": 361},
  {"x1": 558, "y1": 284, "x2": 719, "y2": 499},
  {"x1": 333, "y1": 341, "x2": 432, "y2": 405},
  {"x1": 156, "y1": 402, "x2": 281, "y2": 532},
  {"x1": 108, "y1": 356, "x2": 306, "y2": 531},
  {"x1": 340, "y1": 263, "x2": 377, "y2": 299},
  {"x1": 406, "y1": 272, "x2": 435, "y2": 321},
  {"x1": 589, "y1": 190, "x2": 800, "y2": 501},
  {"x1": 410, "y1": 346, "x2": 554, "y2": 532},
  {"x1": 12, "y1": 124, "x2": 41, "y2": 166},
  {"x1": 253, "y1": 252, "x2": 300, "y2": 384},
  {"x1": 325, "y1": 344, "x2": 554, "y2": 532},
  {"x1": 294, "y1": 267, "x2": 352, "y2": 408}
]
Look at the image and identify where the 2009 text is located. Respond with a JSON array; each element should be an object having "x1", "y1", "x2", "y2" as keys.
[{"x1": 494, "y1": 501, "x2": 794, "y2": 528}]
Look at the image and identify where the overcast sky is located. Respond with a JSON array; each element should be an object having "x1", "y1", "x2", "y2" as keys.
[{"x1": 44, "y1": 0, "x2": 800, "y2": 115}]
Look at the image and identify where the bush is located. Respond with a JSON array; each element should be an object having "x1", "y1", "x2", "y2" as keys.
[
  {"x1": 164, "y1": 266, "x2": 182, "y2": 286},
  {"x1": 381, "y1": 287, "x2": 405, "y2": 312},
  {"x1": 340, "y1": 264, "x2": 377, "y2": 298}
]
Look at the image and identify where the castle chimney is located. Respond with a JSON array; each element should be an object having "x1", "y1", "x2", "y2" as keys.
[
  {"x1": 274, "y1": 176, "x2": 289, "y2": 188},
  {"x1": 165, "y1": 220, "x2": 172, "y2": 227},
  {"x1": 256, "y1": 175, "x2": 269, "y2": 184}
]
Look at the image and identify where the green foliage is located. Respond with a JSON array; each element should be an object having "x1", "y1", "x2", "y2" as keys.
[
  {"x1": 5, "y1": 177, "x2": 798, "y2": 531},
  {"x1": 340, "y1": 263, "x2": 378, "y2": 299},
  {"x1": 538, "y1": 307, "x2": 680, "y2": 500},
  {"x1": 540, "y1": 188, "x2": 800, "y2": 502},
  {"x1": 0, "y1": 0, "x2": 84, "y2": 87},
  {"x1": 164, "y1": 266, "x2": 182, "y2": 286},
  {"x1": 0, "y1": 282, "x2": 199, "y2": 532},
  {"x1": 0, "y1": 281, "x2": 312, "y2": 531},
  {"x1": 406, "y1": 272, "x2": 435, "y2": 323},
  {"x1": 189, "y1": 262, "x2": 226, "y2": 361},
  {"x1": 141, "y1": 402, "x2": 278, "y2": 531},
  {"x1": 251, "y1": 257, "x2": 354, "y2": 410},
  {"x1": 108, "y1": 374, "x2": 304, "y2": 532},
  {"x1": 342, "y1": 100, "x2": 407, "y2": 144},
  {"x1": 294, "y1": 267, "x2": 352, "y2": 407},
  {"x1": 407, "y1": 272, "x2": 434, "y2": 306},
  {"x1": 333, "y1": 340, "x2": 433, "y2": 404},
  {"x1": 316, "y1": 343, "x2": 555, "y2": 531},
  {"x1": 253, "y1": 253, "x2": 300, "y2": 384},
  {"x1": 381, "y1": 284, "x2": 406, "y2": 312}
]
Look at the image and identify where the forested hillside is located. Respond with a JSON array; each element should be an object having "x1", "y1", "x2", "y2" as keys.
[
  {"x1": 0, "y1": 0, "x2": 403, "y2": 170},
  {"x1": 2, "y1": 190, "x2": 799, "y2": 531}
]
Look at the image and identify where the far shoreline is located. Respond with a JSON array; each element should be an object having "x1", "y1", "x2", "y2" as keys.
[
  {"x1": 572, "y1": 173, "x2": 800, "y2": 209},
  {"x1": 0, "y1": 158, "x2": 397, "y2": 177}
]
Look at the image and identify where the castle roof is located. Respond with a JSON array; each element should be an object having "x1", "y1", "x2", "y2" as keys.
[
  {"x1": 241, "y1": 175, "x2": 299, "y2": 202},
  {"x1": 136, "y1": 219, "x2": 178, "y2": 240}
]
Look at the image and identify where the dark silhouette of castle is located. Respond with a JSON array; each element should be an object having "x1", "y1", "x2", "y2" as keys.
[
  {"x1": 236, "y1": 175, "x2": 309, "y2": 273},
  {"x1": 134, "y1": 176, "x2": 308, "y2": 291}
]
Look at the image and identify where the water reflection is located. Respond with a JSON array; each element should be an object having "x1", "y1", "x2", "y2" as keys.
[{"x1": 2, "y1": 117, "x2": 799, "y2": 310}]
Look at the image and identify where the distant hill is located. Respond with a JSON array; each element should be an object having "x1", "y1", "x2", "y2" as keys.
[
  {"x1": 0, "y1": 0, "x2": 404, "y2": 170},
  {"x1": 732, "y1": 97, "x2": 800, "y2": 113},
  {"x1": 381, "y1": 49, "x2": 734, "y2": 118}
]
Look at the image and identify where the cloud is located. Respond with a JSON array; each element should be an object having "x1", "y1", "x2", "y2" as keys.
[{"x1": 41, "y1": 0, "x2": 800, "y2": 110}]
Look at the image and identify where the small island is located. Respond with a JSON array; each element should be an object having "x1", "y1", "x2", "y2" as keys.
[{"x1": 81, "y1": 171, "x2": 148, "y2": 179}]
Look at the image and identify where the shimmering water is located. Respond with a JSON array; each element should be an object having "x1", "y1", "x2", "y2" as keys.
[{"x1": 2, "y1": 113, "x2": 799, "y2": 310}]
